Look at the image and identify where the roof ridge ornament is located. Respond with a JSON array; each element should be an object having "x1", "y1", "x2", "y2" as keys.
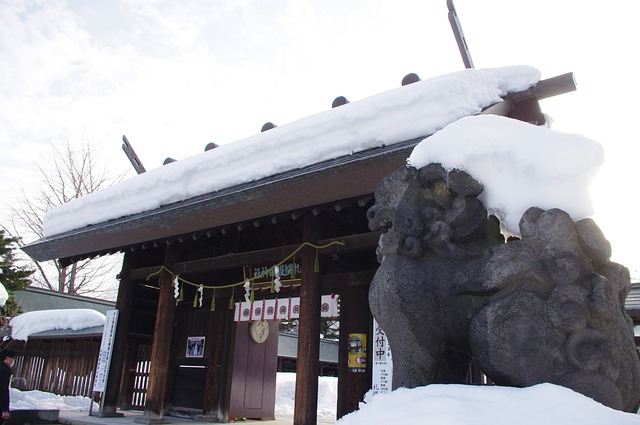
[{"x1": 447, "y1": 0, "x2": 474, "y2": 69}]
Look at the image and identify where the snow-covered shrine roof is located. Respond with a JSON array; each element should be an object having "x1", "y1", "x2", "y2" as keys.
[{"x1": 22, "y1": 67, "x2": 576, "y2": 265}]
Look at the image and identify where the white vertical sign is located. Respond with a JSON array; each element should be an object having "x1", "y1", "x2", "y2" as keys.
[
  {"x1": 371, "y1": 319, "x2": 393, "y2": 395},
  {"x1": 93, "y1": 310, "x2": 119, "y2": 392}
]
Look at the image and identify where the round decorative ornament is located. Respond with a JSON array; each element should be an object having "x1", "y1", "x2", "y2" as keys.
[{"x1": 249, "y1": 320, "x2": 269, "y2": 343}]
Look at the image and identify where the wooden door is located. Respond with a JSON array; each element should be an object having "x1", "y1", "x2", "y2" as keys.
[{"x1": 229, "y1": 320, "x2": 279, "y2": 419}]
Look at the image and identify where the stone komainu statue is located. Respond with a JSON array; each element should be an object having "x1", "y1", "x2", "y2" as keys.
[{"x1": 367, "y1": 163, "x2": 640, "y2": 412}]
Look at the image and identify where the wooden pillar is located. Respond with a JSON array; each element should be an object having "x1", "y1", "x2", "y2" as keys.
[
  {"x1": 337, "y1": 284, "x2": 372, "y2": 419},
  {"x1": 293, "y1": 215, "x2": 322, "y2": 425},
  {"x1": 136, "y1": 246, "x2": 180, "y2": 423},
  {"x1": 101, "y1": 251, "x2": 138, "y2": 416},
  {"x1": 201, "y1": 295, "x2": 235, "y2": 422}
]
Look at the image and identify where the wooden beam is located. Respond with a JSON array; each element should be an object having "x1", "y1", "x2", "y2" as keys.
[
  {"x1": 294, "y1": 215, "x2": 322, "y2": 425},
  {"x1": 517, "y1": 72, "x2": 577, "y2": 101},
  {"x1": 481, "y1": 73, "x2": 576, "y2": 118},
  {"x1": 100, "y1": 253, "x2": 136, "y2": 417},
  {"x1": 122, "y1": 135, "x2": 147, "y2": 175},
  {"x1": 136, "y1": 246, "x2": 180, "y2": 423},
  {"x1": 447, "y1": 0, "x2": 474, "y2": 69},
  {"x1": 321, "y1": 271, "x2": 376, "y2": 290},
  {"x1": 337, "y1": 284, "x2": 372, "y2": 418},
  {"x1": 507, "y1": 97, "x2": 545, "y2": 125},
  {"x1": 172, "y1": 243, "x2": 301, "y2": 275},
  {"x1": 126, "y1": 266, "x2": 163, "y2": 281},
  {"x1": 502, "y1": 72, "x2": 577, "y2": 103},
  {"x1": 481, "y1": 98, "x2": 513, "y2": 116},
  {"x1": 125, "y1": 231, "x2": 382, "y2": 280},
  {"x1": 318, "y1": 232, "x2": 381, "y2": 254},
  {"x1": 125, "y1": 269, "x2": 376, "y2": 300}
]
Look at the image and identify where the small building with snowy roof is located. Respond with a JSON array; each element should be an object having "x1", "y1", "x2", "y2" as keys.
[{"x1": 1, "y1": 289, "x2": 113, "y2": 399}]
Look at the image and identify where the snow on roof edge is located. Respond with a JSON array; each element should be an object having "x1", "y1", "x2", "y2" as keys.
[
  {"x1": 10, "y1": 309, "x2": 107, "y2": 341},
  {"x1": 42, "y1": 66, "x2": 541, "y2": 237}
]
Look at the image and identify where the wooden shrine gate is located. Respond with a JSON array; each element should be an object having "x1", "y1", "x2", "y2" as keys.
[{"x1": 106, "y1": 218, "x2": 378, "y2": 424}]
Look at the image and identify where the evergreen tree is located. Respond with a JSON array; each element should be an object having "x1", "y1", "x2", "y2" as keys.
[{"x1": 0, "y1": 229, "x2": 33, "y2": 318}]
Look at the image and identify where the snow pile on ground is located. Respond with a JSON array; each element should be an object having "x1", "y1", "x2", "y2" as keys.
[
  {"x1": 10, "y1": 388, "x2": 98, "y2": 411},
  {"x1": 10, "y1": 374, "x2": 640, "y2": 424},
  {"x1": 337, "y1": 383, "x2": 640, "y2": 425}
]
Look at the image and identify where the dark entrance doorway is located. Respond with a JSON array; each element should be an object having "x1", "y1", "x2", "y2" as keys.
[{"x1": 171, "y1": 307, "x2": 211, "y2": 412}]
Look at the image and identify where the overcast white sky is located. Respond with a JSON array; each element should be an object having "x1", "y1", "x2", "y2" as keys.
[{"x1": 1, "y1": 0, "x2": 638, "y2": 277}]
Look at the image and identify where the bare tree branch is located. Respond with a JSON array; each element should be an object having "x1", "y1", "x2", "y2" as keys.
[{"x1": 3, "y1": 135, "x2": 127, "y2": 300}]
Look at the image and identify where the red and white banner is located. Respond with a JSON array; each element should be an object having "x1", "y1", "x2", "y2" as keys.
[
  {"x1": 234, "y1": 295, "x2": 339, "y2": 322},
  {"x1": 276, "y1": 297, "x2": 293, "y2": 320},
  {"x1": 289, "y1": 297, "x2": 301, "y2": 319},
  {"x1": 236, "y1": 301, "x2": 253, "y2": 322},
  {"x1": 321, "y1": 294, "x2": 339, "y2": 318},
  {"x1": 251, "y1": 299, "x2": 265, "y2": 321},
  {"x1": 263, "y1": 299, "x2": 277, "y2": 320}
]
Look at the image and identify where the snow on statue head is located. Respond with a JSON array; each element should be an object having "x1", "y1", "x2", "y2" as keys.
[{"x1": 367, "y1": 116, "x2": 640, "y2": 412}]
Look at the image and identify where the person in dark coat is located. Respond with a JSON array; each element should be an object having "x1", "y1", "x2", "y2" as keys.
[{"x1": 0, "y1": 349, "x2": 15, "y2": 423}]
